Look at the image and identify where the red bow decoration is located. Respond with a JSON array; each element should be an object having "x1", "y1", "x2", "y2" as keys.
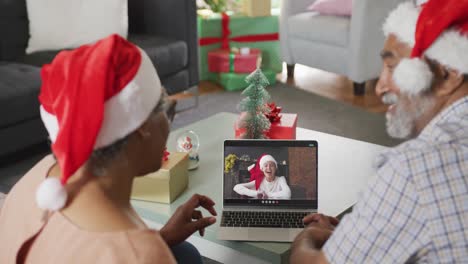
[
  {"x1": 265, "y1": 103, "x2": 282, "y2": 123},
  {"x1": 163, "y1": 147, "x2": 170, "y2": 162}
]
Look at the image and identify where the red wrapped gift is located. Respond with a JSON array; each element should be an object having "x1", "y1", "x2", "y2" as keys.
[
  {"x1": 234, "y1": 112, "x2": 298, "y2": 139},
  {"x1": 208, "y1": 48, "x2": 261, "y2": 73}
]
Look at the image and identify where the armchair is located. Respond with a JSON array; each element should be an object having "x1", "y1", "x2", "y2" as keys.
[{"x1": 280, "y1": 0, "x2": 405, "y2": 95}]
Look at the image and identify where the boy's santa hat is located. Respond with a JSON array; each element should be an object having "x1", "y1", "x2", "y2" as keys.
[
  {"x1": 248, "y1": 154, "x2": 277, "y2": 190},
  {"x1": 36, "y1": 34, "x2": 162, "y2": 211},
  {"x1": 259, "y1": 155, "x2": 277, "y2": 170},
  {"x1": 383, "y1": 0, "x2": 468, "y2": 95}
]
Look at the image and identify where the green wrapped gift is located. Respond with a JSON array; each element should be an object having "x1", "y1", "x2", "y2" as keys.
[
  {"x1": 218, "y1": 70, "x2": 277, "y2": 92},
  {"x1": 198, "y1": 12, "x2": 281, "y2": 82}
]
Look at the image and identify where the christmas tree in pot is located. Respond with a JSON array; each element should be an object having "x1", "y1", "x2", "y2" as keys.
[{"x1": 238, "y1": 68, "x2": 271, "y2": 139}]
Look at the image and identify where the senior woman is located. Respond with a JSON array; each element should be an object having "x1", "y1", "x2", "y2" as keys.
[
  {"x1": 0, "y1": 35, "x2": 216, "y2": 264},
  {"x1": 233, "y1": 154, "x2": 291, "y2": 199}
]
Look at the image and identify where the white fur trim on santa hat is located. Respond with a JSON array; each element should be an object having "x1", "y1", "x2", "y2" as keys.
[
  {"x1": 40, "y1": 106, "x2": 59, "y2": 142},
  {"x1": 425, "y1": 30, "x2": 468, "y2": 74},
  {"x1": 95, "y1": 48, "x2": 161, "y2": 148},
  {"x1": 415, "y1": 0, "x2": 428, "y2": 5},
  {"x1": 40, "y1": 48, "x2": 162, "y2": 149},
  {"x1": 259, "y1": 155, "x2": 277, "y2": 170},
  {"x1": 36, "y1": 178, "x2": 68, "y2": 211},
  {"x1": 383, "y1": 2, "x2": 420, "y2": 46},
  {"x1": 393, "y1": 58, "x2": 433, "y2": 95}
]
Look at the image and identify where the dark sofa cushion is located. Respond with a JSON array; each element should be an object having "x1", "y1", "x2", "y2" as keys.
[
  {"x1": 0, "y1": 63, "x2": 41, "y2": 127},
  {"x1": 19, "y1": 50, "x2": 61, "y2": 67},
  {"x1": 129, "y1": 35, "x2": 188, "y2": 78}
]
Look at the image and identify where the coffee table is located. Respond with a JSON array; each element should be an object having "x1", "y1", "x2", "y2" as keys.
[{"x1": 132, "y1": 112, "x2": 387, "y2": 264}]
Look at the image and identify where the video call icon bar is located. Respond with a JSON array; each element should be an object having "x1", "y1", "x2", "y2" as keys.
[{"x1": 261, "y1": 200, "x2": 279, "y2": 204}]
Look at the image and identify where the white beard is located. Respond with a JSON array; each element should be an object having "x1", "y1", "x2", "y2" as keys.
[
  {"x1": 386, "y1": 103, "x2": 414, "y2": 139},
  {"x1": 383, "y1": 93, "x2": 434, "y2": 139}
]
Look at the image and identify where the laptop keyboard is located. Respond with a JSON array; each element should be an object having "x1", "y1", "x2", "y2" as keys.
[{"x1": 220, "y1": 211, "x2": 310, "y2": 228}]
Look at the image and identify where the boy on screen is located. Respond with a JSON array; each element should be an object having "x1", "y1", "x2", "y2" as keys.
[{"x1": 233, "y1": 154, "x2": 291, "y2": 199}]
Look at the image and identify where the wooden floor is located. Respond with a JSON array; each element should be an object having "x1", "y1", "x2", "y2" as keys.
[{"x1": 169, "y1": 64, "x2": 387, "y2": 114}]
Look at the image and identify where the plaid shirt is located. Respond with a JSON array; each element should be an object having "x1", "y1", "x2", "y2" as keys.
[{"x1": 323, "y1": 96, "x2": 468, "y2": 263}]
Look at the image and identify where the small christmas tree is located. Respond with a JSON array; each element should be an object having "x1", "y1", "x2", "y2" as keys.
[{"x1": 238, "y1": 68, "x2": 271, "y2": 139}]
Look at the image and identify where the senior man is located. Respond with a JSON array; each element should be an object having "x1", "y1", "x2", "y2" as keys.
[{"x1": 290, "y1": 0, "x2": 468, "y2": 263}]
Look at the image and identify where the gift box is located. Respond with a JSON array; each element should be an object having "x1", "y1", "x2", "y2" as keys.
[
  {"x1": 243, "y1": 0, "x2": 271, "y2": 17},
  {"x1": 131, "y1": 152, "x2": 189, "y2": 204},
  {"x1": 208, "y1": 48, "x2": 261, "y2": 73},
  {"x1": 218, "y1": 69, "x2": 276, "y2": 92},
  {"x1": 234, "y1": 112, "x2": 298, "y2": 139},
  {"x1": 198, "y1": 12, "x2": 281, "y2": 82}
]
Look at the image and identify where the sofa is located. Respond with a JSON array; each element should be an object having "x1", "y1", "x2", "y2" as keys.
[
  {"x1": 0, "y1": 0, "x2": 199, "y2": 158},
  {"x1": 280, "y1": 0, "x2": 405, "y2": 95}
]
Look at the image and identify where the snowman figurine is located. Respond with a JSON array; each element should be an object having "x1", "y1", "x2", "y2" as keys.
[{"x1": 176, "y1": 131, "x2": 200, "y2": 170}]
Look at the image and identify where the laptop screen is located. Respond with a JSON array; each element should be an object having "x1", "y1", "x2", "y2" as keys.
[{"x1": 223, "y1": 140, "x2": 318, "y2": 209}]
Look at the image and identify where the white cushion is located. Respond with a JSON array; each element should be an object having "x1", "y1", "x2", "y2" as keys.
[
  {"x1": 288, "y1": 12, "x2": 350, "y2": 48},
  {"x1": 26, "y1": 0, "x2": 128, "y2": 54}
]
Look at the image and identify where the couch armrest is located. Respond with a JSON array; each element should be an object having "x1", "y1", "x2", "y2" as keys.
[
  {"x1": 347, "y1": 0, "x2": 405, "y2": 82},
  {"x1": 128, "y1": 0, "x2": 199, "y2": 87},
  {"x1": 280, "y1": 0, "x2": 316, "y2": 64}
]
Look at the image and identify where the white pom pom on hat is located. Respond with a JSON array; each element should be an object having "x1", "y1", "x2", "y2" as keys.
[
  {"x1": 36, "y1": 178, "x2": 68, "y2": 211},
  {"x1": 393, "y1": 58, "x2": 433, "y2": 95}
]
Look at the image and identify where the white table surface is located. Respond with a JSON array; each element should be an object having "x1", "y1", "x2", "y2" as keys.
[{"x1": 132, "y1": 112, "x2": 387, "y2": 263}]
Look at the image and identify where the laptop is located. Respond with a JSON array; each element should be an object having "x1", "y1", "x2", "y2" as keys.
[{"x1": 217, "y1": 140, "x2": 318, "y2": 242}]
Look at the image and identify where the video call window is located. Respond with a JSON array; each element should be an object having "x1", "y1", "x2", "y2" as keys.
[{"x1": 224, "y1": 146, "x2": 317, "y2": 201}]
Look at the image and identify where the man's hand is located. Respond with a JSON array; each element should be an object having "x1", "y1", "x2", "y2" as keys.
[
  {"x1": 303, "y1": 213, "x2": 339, "y2": 231},
  {"x1": 160, "y1": 194, "x2": 217, "y2": 246},
  {"x1": 290, "y1": 214, "x2": 339, "y2": 263},
  {"x1": 290, "y1": 226, "x2": 331, "y2": 263},
  {"x1": 289, "y1": 213, "x2": 340, "y2": 263},
  {"x1": 295, "y1": 213, "x2": 339, "y2": 250}
]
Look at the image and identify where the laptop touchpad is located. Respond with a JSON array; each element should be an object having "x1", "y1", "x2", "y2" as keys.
[{"x1": 248, "y1": 228, "x2": 291, "y2": 241}]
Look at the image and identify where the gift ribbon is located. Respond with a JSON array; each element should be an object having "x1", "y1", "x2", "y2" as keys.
[
  {"x1": 229, "y1": 53, "x2": 235, "y2": 72},
  {"x1": 199, "y1": 12, "x2": 279, "y2": 48}
]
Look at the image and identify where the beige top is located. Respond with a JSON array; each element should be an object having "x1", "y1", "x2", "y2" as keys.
[{"x1": 0, "y1": 155, "x2": 176, "y2": 264}]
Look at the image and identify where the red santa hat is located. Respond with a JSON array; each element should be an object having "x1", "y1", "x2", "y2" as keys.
[
  {"x1": 248, "y1": 154, "x2": 277, "y2": 190},
  {"x1": 259, "y1": 155, "x2": 277, "y2": 170},
  {"x1": 36, "y1": 34, "x2": 162, "y2": 211},
  {"x1": 383, "y1": 0, "x2": 468, "y2": 95}
]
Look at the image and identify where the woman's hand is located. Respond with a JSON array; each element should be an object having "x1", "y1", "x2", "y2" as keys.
[{"x1": 160, "y1": 194, "x2": 217, "y2": 246}]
